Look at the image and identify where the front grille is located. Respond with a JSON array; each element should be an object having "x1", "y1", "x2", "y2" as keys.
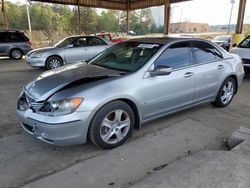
[
  {"x1": 242, "y1": 59, "x2": 250, "y2": 65},
  {"x1": 25, "y1": 92, "x2": 44, "y2": 111}
]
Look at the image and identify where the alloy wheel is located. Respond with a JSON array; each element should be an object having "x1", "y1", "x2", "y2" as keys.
[
  {"x1": 100, "y1": 109, "x2": 131, "y2": 145},
  {"x1": 49, "y1": 59, "x2": 61, "y2": 69},
  {"x1": 221, "y1": 81, "x2": 234, "y2": 105},
  {"x1": 12, "y1": 50, "x2": 22, "y2": 59}
]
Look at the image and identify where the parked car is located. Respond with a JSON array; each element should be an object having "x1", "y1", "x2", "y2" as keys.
[
  {"x1": 128, "y1": 31, "x2": 136, "y2": 36},
  {"x1": 0, "y1": 30, "x2": 32, "y2": 60},
  {"x1": 17, "y1": 37, "x2": 244, "y2": 149},
  {"x1": 26, "y1": 35, "x2": 112, "y2": 69},
  {"x1": 212, "y1": 35, "x2": 231, "y2": 51},
  {"x1": 230, "y1": 35, "x2": 250, "y2": 71},
  {"x1": 96, "y1": 33, "x2": 126, "y2": 44}
]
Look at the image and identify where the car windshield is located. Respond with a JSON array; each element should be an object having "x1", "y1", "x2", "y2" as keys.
[
  {"x1": 214, "y1": 36, "x2": 230, "y2": 42},
  {"x1": 54, "y1": 37, "x2": 76, "y2": 48},
  {"x1": 237, "y1": 36, "x2": 250, "y2": 48},
  {"x1": 90, "y1": 41, "x2": 162, "y2": 72}
]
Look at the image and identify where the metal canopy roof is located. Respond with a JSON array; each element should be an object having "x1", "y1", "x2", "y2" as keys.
[{"x1": 30, "y1": 0, "x2": 189, "y2": 10}]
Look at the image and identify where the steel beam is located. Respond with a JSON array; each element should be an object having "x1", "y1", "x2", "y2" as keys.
[
  {"x1": 236, "y1": 0, "x2": 247, "y2": 34},
  {"x1": 164, "y1": 0, "x2": 170, "y2": 35}
]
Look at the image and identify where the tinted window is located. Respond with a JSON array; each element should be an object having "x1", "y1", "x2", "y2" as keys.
[
  {"x1": 238, "y1": 36, "x2": 250, "y2": 48},
  {"x1": 88, "y1": 37, "x2": 106, "y2": 46},
  {"x1": 74, "y1": 37, "x2": 87, "y2": 47},
  {"x1": 192, "y1": 41, "x2": 222, "y2": 64},
  {"x1": 154, "y1": 42, "x2": 191, "y2": 69},
  {"x1": 5, "y1": 32, "x2": 24, "y2": 42},
  {"x1": 0, "y1": 33, "x2": 5, "y2": 42}
]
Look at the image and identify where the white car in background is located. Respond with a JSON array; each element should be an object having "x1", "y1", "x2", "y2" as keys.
[{"x1": 230, "y1": 35, "x2": 250, "y2": 70}]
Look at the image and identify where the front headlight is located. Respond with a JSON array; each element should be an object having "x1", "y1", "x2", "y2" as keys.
[
  {"x1": 217, "y1": 42, "x2": 224, "y2": 46},
  {"x1": 38, "y1": 98, "x2": 83, "y2": 116},
  {"x1": 31, "y1": 52, "x2": 44, "y2": 58}
]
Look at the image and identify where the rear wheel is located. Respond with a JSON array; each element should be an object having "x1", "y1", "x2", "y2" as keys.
[
  {"x1": 89, "y1": 101, "x2": 135, "y2": 149},
  {"x1": 10, "y1": 49, "x2": 23, "y2": 60},
  {"x1": 212, "y1": 77, "x2": 236, "y2": 107},
  {"x1": 46, "y1": 56, "x2": 63, "y2": 70}
]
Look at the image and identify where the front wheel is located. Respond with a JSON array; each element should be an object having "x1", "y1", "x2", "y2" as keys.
[
  {"x1": 212, "y1": 77, "x2": 236, "y2": 107},
  {"x1": 46, "y1": 56, "x2": 63, "y2": 70},
  {"x1": 88, "y1": 101, "x2": 135, "y2": 149}
]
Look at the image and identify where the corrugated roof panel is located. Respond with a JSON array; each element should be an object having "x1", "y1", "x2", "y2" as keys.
[{"x1": 30, "y1": 0, "x2": 190, "y2": 10}]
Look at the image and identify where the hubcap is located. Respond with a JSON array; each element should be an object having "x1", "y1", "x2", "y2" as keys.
[
  {"x1": 221, "y1": 81, "x2": 234, "y2": 104},
  {"x1": 100, "y1": 109, "x2": 130, "y2": 144},
  {"x1": 49, "y1": 59, "x2": 61, "y2": 69},
  {"x1": 12, "y1": 50, "x2": 22, "y2": 59}
]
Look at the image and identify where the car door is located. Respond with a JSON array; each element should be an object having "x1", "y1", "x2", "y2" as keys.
[
  {"x1": 191, "y1": 41, "x2": 226, "y2": 103},
  {"x1": 64, "y1": 37, "x2": 88, "y2": 63},
  {"x1": 86, "y1": 36, "x2": 110, "y2": 58},
  {"x1": 141, "y1": 41, "x2": 195, "y2": 120}
]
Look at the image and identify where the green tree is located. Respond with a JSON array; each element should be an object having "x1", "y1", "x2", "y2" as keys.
[
  {"x1": 97, "y1": 10, "x2": 120, "y2": 32},
  {"x1": 71, "y1": 7, "x2": 98, "y2": 34}
]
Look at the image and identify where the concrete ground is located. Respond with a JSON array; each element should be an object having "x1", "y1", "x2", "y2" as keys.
[{"x1": 0, "y1": 58, "x2": 250, "y2": 188}]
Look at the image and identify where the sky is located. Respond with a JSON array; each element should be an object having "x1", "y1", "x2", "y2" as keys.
[{"x1": 5, "y1": 0, "x2": 250, "y2": 26}]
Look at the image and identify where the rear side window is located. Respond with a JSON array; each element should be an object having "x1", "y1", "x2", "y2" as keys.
[
  {"x1": 0, "y1": 33, "x2": 5, "y2": 42},
  {"x1": 192, "y1": 41, "x2": 222, "y2": 64},
  {"x1": 5, "y1": 32, "x2": 26, "y2": 42},
  {"x1": 154, "y1": 42, "x2": 191, "y2": 69},
  {"x1": 88, "y1": 37, "x2": 106, "y2": 46}
]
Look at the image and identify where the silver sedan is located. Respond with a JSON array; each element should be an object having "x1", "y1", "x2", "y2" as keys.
[
  {"x1": 17, "y1": 37, "x2": 245, "y2": 149},
  {"x1": 26, "y1": 35, "x2": 112, "y2": 69}
]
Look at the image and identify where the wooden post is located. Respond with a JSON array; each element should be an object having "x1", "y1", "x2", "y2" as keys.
[
  {"x1": 126, "y1": 9, "x2": 130, "y2": 34},
  {"x1": 236, "y1": 0, "x2": 246, "y2": 34},
  {"x1": 164, "y1": 0, "x2": 170, "y2": 35},
  {"x1": 77, "y1": 0, "x2": 81, "y2": 34},
  {"x1": 1, "y1": 0, "x2": 8, "y2": 29},
  {"x1": 126, "y1": 0, "x2": 130, "y2": 34}
]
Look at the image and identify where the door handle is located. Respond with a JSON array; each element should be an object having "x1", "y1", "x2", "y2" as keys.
[
  {"x1": 217, "y1": 65, "x2": 224, "y2": 69},
  {"x1": 184, "y1": 72, "x2": 193, "y2": 78}
]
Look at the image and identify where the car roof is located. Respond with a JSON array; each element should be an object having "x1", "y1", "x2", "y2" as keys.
[{"x1": 127, "y1": 37, "x2": 200, "y2": 45}]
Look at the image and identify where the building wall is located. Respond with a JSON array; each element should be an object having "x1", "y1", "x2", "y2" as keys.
[{"x1": 170, "y1": 22, "x2": 209, "y2": 33}]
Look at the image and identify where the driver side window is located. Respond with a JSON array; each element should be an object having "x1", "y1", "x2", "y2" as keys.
[
  {"x1": 73, "y1": 37, "x2": 87, "y2": 47},
  {"x1": 239, "y1": 36, "x2": 250, "y2": 48},
  {"x1": 154, "y1": 42, "x2": 191, "y2": 69}
]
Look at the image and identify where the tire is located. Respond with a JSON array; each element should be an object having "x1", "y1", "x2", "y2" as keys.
[
  {"x1": 10, "y1": 49, "x2": 23, "y2": 60},
  {"x1": 212, "y1": 77, "x2": 236, "y2": 107},
  {"x1": 89, "y1": 101, "x2": 135, "y2": 149},
  {"x1": 46, "y1": 56, "x2": 63, "y2": 70}
]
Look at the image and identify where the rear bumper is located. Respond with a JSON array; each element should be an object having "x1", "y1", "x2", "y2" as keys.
[
  {"x1": 22, "y1": 47, "x2": 33, "y2": 55},
  {"x1": 16, "y1": 109, "x2": 92, "y2": 146}
]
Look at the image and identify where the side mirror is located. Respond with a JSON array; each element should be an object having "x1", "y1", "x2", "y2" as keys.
[
  {"x1": 149, "y1": 65, "x2": 172, "y2": 77},
  {"x1": 67, "y1": 44, "x2": 74, "y2": 48},
  {"x1": 232, "y1": 43, "x2": 237, "y2": 47}
]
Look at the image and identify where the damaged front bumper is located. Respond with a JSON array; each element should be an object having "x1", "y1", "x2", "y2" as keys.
[{"x1": 16, "y1": 109, "x2": 92, "y2": 146}]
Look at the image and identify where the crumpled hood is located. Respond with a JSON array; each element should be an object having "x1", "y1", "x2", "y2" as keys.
[{"x1": 25, "y1": 63, "x2": 124, "y2": 101}]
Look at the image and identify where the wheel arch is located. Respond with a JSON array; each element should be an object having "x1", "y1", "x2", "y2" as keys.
[
  {"x1": 87, "y1": 98, "x2": 141, "y2": 140},
  {"x1": 228, "y1": 74, "x2": 238, "y2": 94},
  {"x1": 45, "y1": 55, "x2": 64, "y2": 64},
  {"x1": 9, "y1": 48, "x2": 24, "y2": 56}
]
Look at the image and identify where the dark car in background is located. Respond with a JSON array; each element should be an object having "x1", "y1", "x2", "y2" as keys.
[
  {"x1": 212, "y1": 35, "x2": 231, "y2": 51},
  {"x1": 0, "y1": 30, "x2": 32, "y2": 60}
]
